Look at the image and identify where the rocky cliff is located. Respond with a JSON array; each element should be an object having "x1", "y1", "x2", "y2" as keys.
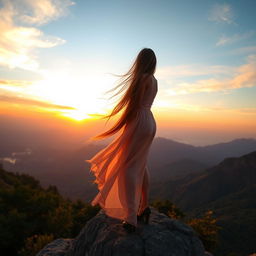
[{"x1": 37, "y1": 207, "x2": 209, "y2": 256}]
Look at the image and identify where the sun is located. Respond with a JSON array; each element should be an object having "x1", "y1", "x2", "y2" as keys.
[
  {"x1": 62, "y1": 110, "x2": 90, "y2": 121},
  {"x1": 30, "y1": 70, "x2": 116, "y2": 121}
]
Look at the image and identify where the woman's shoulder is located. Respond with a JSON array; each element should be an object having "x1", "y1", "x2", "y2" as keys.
[
  {"x1": 141, "y1": 73, "x2": 156, "y2": 83},
  {"x1": 141, "y1": 74, "x2": 157, "y2": 92}
]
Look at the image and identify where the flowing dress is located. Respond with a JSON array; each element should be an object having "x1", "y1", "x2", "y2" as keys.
[{"x1": 85, "y1": 76, "x2": 158, "y2": 227}]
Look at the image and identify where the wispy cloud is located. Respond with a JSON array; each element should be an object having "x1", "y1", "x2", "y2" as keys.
[
  {"x1": 19, "y1": 0, "x2": 75, "y2": 25},
  {"x1": 0, "y1": 0, "x2": 74, "y2": 70},
  {"x1": 216, "y1": 31, "x2": 255, "y2": 46},
  {"x1": 0, "y1": 93, "x2": 76, "y2": 110},
  {"x1": 156, "y1": 64, "x2": 235, "y2": 79},
  {"x1": 229, "y1": 45, "x2": 256, "y2": 55},
  {"x1": 0, "y1": 79, "x2": 33, "y2": 95},
  {"x1": 209, "y1": 3, "x2": 234, "y2": 24},
  {"x1": 155, "y1": 100, "x2": 256, "y2": 116},
  {"x1": 158, "y1": 55, "x2": 256, "y2": 95},
  {"x1": 0, "y1": 78, "x2": 76, "y2": 111},
  {"x1": 0, "y1": 79, "x2": 33, "y2": 87}
]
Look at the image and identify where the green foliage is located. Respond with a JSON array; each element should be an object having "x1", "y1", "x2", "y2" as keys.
[
  {"x1": 18, "y1": 234, "x2": 54, "y2": 256},
  {"x1": 187, "y1": 210, "x2": 221, "y2": 252},
  {"x1": 0, "y1": 166, "x2": 100, "y2": 256},
  {"x1": 151, "y1": 199, "x2": 221, "y2": 254},
  {"x1": 0, "y1": 165, "x2": 224, "y2": 256},
  {"x1": 151, "y1": 199, "x2": 185, "y2": 219}
]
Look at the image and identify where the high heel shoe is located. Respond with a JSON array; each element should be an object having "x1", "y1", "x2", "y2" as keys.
[
  {"x1": 122, "y1": 221, "x2": 136, "y2": 233},
  {"x1": 137, "y1": 207, "x2": 151, "y2": 224}
]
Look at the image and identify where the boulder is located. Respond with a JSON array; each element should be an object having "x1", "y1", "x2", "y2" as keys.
[{"x1": 37, "y1": 207, "x2": 208, "y2": 256}]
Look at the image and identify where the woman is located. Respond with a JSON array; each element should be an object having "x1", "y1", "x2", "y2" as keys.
[{"x1": 85, "y1": 48, "x2": 158, "y2": 233}]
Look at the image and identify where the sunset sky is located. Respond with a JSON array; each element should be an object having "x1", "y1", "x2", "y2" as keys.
[{"x1": 0, "y1": 0, "x2": 256, "y2": 146}]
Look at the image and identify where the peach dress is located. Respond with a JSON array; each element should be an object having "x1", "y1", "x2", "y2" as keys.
[{"x1": 85, "y1": 76, "x2": 158, "y2": 227}]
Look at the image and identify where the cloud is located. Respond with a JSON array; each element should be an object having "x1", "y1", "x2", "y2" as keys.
[
  {"x1": 158, "y1": 55, "x2": 256, "y2": 95},
  {"x1": 155, "y1": 100, "x2": 256, "y2": 116},
  {"x1": 216, "y1": 31, "x2": 255, "y2": 46},
  {"x1": 0, "y1": 93, "x2": 76, "y2": 110},
  {"x1": 19, "y1": 0, "x2": 75, "y2": 25},
  {"x1": 229, "y1": 45, "x2": 256, "y2": 55},
  {"x1": 0, "y1": 79, "x2": 34, "y2": 95},
  {"x1": 0, "y1": 79, "x2": 33, "y2": 87},
  {"x1": 0, "y1": 78, "x2": 76, "y2": 111},
  {"x1": 209, "y1": 3, "x2": 234, "y2": 24},
  {"x1": 0, "y1": 0, "x2": 74, "y2": 70},
  {"x1": 156, "y1": 64, "x2": 235, "y2": 79}
]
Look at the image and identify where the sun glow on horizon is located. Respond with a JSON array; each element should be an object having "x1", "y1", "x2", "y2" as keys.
[
  {"x1": 61, "y1": 110, "x2": 90, "y2": 121},
  {"x1": 28, "y1": 70, "x2": 116, "y2": 121}
]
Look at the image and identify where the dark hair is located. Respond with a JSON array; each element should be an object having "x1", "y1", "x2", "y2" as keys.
[
  {"x1": 91, "y1": 48, "x2": 157, "y2": 140},
  {"x1": 133, "y1": 48, "x2": 156, "y2": 75}
]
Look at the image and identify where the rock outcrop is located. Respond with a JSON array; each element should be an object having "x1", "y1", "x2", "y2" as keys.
[{"x1": 37, "y1": 207, "x2": 208, "y2": 256}]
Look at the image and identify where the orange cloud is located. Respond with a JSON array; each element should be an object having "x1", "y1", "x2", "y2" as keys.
[
  {"x1": 0, "y1": 93, "x2": 76, "y2": 110},
  {"x1": 0, "y1": 79, "x2": 33, "y2": 87},
  {"x1": 0, "y1": 78, "x2": 75, "y2": 111},
  {"x1": 159, "y1": 55, "x2": 256, "y2": 95}
]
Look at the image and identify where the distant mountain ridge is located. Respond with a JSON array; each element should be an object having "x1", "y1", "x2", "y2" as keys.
[
  {"x1": 150, "y1": 150, "x2": 256, "y2": 210},
  {"x1": 148, "y1": 137, "x2": 256, "y2": 176},
  {"x1": 151, "y1": 158, "x2": 208, "y2": 181},
  {"x1": 1, "y1": 137, "x2": 256, "y2": 201},
  {"x1": 150, "y1": 151, "x2": 256, "y2": 255},
  {"x1": 173, "y1": 151, "x2": 256, "y2": 210}
]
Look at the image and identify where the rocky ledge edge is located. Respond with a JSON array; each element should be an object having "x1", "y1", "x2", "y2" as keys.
[{"x1": 37, "y1": 206, "x2": 213, "y2": 256}]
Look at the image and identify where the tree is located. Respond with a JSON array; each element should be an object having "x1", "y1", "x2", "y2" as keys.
[
  {"x1": 187, "y1": 210, "x2": 221, "y2": 252},
  {"x1": 151, "y1": 199, "x2": 185, "y2": 219}
]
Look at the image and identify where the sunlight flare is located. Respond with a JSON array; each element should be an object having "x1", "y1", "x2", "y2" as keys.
[{"x1": 30, "y1": 70, "x2": 116, "y2": 120}]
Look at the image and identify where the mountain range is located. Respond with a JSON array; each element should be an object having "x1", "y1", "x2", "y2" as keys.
[
  {"x1": 1, "y1": 137, "x2": 256, "y2": 201},
  {"x1": 1, "y1": 136, "x2": 256, "y2": 255},
  {"x1": 148, "y1": 137, "x2": 256, "y2": 169},
  {"x1": 150, "y1": 151, "x2": 256, "y2": 256}
]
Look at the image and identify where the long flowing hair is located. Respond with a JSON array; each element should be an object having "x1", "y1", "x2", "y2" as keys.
[{"x1": 91, "y1": 48, "x2": 157, "y2": 140}]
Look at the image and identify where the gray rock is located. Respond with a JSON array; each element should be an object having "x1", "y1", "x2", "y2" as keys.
[
  {"x1": 37, "y1": 207, "x2": 208, "y2": 256},
  {"x1": 36, "y1": 238, "x2": 73, "y2": 256}
]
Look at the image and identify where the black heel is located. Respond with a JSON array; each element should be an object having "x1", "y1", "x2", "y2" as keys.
[
  {"x1": 144, "y1": 209, "x2": 150, "y2": 224},
  {"x1": 122, "y1": 221, "x2": 136, "y2": 233},
  {"x1": 137, "y1": 207, "x2": 151, "y2": 224}
]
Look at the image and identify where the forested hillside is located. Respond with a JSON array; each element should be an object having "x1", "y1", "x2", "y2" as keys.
[{"x1": 0, "y1": 163, "x2": 100, "y2": 256}]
